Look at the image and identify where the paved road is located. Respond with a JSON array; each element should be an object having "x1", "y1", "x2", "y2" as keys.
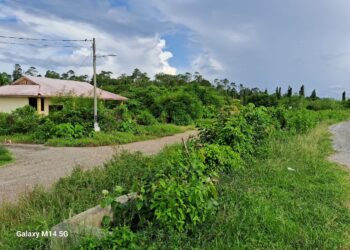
[
  {"x1": 329, "y1": 121, "x2": 350, "y2": 170},
  {"x1": 0, "y1": 131, "x2": 197, "y2": 203}
]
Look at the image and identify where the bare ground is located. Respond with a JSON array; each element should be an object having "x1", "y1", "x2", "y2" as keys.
[
  {"x1": 0, "y1": 131, "x2": 197, "y2": 204},
  {"x1": 329, "y1": 121, "x2": 350, "y2": 170}
]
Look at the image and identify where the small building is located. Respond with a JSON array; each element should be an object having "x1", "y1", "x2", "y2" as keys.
[{"x1": 0, "y1": 76, "x2": 127, "y2": 115}]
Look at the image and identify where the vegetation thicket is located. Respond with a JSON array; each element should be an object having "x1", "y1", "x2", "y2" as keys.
[
  {"x1": 1, "y1": 103, "x2": 349, "y2": 249},
  {"x1": 0, "y1": 67, "x2": 350, "y2": 248},
  {"x1": 0, "y1": 146, "x2": 11, "y2": 166}
]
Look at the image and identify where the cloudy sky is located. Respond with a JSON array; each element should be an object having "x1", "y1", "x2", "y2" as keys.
[{"x1": 0, "y1": 0, "x2": 350, "y2": 97}]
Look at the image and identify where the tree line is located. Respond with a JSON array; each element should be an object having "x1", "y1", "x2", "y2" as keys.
[
  {"x1": 0, "y1": 64, "x2": 89, "y2": 85},
  {"x1": 0, "y1": 64, "x2": 347, "y2": 102}
]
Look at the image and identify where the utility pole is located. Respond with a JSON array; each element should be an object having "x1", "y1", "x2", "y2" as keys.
[{"x1": 92, "y1": 37, "x2": 100, "y2": 132}]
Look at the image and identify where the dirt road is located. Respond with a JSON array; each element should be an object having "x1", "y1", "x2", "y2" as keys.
[
  {"x1": 0, "y1": 131, "x2": 197, "y2": 203},
  {"x1": 329, "y1": 121, "x2": 350, "y2": 170}
]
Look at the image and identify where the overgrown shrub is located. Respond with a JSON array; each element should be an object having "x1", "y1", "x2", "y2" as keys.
[
  {"x1": 242, "y1": 104, "x2": 277, "y2": 145},
  {"x1": 99, "y1": 108, "x2": 118, "y2": 131},
  {"x1": 117, "y1": 120, "x2": 137, "y2": 132},
  {"x1": 137, "y1": 148, "x2": 218, "y2": 231},
  {"x1": 53, "y1": 123, "x2": 84, "y2": 139},
  {"x1": 285, "y1": 109, "x2": 318, "y2": 134},
  {"x1": 76, "y1": 226, "x2": 138, "y2": 250},
  {"x1": 48, "y1": 97, "x2": 93, "y2": 130},
  {"x1": 306, "y1": 99, "x2": 342, "y2": 111},
  {"x1": 0, "y1": 112, "x2": 10, "y2": 135},
  {"x1": 6, "y1": 105, "x2": 40, "y2": 134},
  {"x1": 32, "y1": 118, "x2": 56, "y2": 141},
  {"x1": 198, "y1": 144, "x2": 243, "y2": 174},
  {"x1": 154, "y1": 91, "x2": 203, "y2": 125},
  {"x1": 136, "y1": 111, "x2": 157, "y2": 125},
  {"x1": 0, "y1": 146, "x2": 12, "y2": 165},
  {"x1": 199, "y1": 108, "x2": 255, "y2": 157},
  {"x1": 100, "y1": 146, "x2": 219, "y2": 232}
]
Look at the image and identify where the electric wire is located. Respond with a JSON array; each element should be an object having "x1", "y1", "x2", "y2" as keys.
[
  {"x1": 0, "y1": 40, "x2": 91, "y2": 48},
  {"x1": 0, "y1": 35, "x2": 92, "y2": 42}
]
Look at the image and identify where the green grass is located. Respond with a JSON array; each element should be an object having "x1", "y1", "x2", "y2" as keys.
[
  {"x1": 46, "y1": 124, "x2": 192, "y2": 147},
  {"x1": 0, "y1": 146, "x2": 12, "y2": 166},
  {"x1": 0, "y1": 134, "x2": 35, "y2": 144},
  {"x1": 0, "y1": 152, "x2": 153, "y2": 249},
  {"x1": 149, "y1": 123, "x2": 350, "y2": 249},
  {"x1": 0, "y1": 122, "x2": 349, "y2": 249},
  {"x1": 0, "y1": 124, "x2": 193, "y2": 147}
]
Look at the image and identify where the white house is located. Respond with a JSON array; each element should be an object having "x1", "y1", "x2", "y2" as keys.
[{"x1": 0, "y1": 76, "x2": 127, "y2": 115}]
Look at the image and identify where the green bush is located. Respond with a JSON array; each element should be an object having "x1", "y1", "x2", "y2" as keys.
[
  {"x1": 136, "y1": 111, "x2": 157, "y2": 125},
  {"x1": 76, "y1": 226, "x2": 138, "y2": 250},
  {"x1": 242, "y1": 104, "x2": 277, "y2": 145},
  {"x1": 0, "y1": 112, "x2": 10, "y2": 135},
  {"x1": 136, "y1": 148, "x2": 218, "y2": 231},
  {"x1": 198, "y1": 144, "x2": 243, "y2": 174},
  {"x1": 199, "y1": 109, "x2": 255, "y2": 157},
  {"x1": 117, "y1": 120, "x2": 137, "y2": 132},
  {"x1": 268, "y1": 106, "x2": 289, "y2": 129},
  {"x1": 306, "y1": 99, "x2": 342, "y2": 111},
  {"x1": 48, "y1": 97, "x2": 93, "y2": 130},
  {"x1": 6, "y1": 106, "x2": 40, "y2": 134},
  {"x1": 285, "y1": 109, "x2": 318, "y2": 134},
  {"x1": 99, "y1": 108, "x2": 118, "y2": 131},
  {"x1": 53, "y1": 123, "x2": 84, "y2": 139},
  {"x1": 32, "y1": 118, "x2": 56, "y2": 141},
  {"x1": 0, "y1": 146, "x2": 12, "y2": 165},
  {"x1": 100, "y1": 146, "x2": 219, "y2": 232},
  {"x1": 154, "y1": 91, "x2": 203, "y2": 125},
  {"x1": 114, "y1": 104, "x2": 132, "y2": 121}
]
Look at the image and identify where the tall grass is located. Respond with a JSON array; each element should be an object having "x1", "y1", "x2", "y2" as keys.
[
  {"x1": 148, "y1": 124, "x2": 350, "y2": 249},
  {"x1": 0, "y1": 124, "x2": 192, "y2": 147},
  {"x1": 0, "y1": 116, "x2": 349, "y2": 249},
  {"x1": 0, "y1": 146, "x2": 12, "y2": 166},
  {"x1": 0, "y1": 152, "x2": 152, "y2": 249}
]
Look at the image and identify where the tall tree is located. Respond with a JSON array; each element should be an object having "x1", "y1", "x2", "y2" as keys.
[
  {"x1": 25, "y1": 66, "x2": 38, "y2": 76},
  {"x1": 0, "y1": 72, "x2": 11, "y2": 86},
  {"x1": 131, "y1": 68, "x2": 150, "y2": 85},
  {"x1": 310, "y1": 89, "x2": 317, "y2": 100},
  {"x1": 45, "y1": 70, "x2": 60, "y2": 79},
  {"x1": 61, "y1": 70, "x2": 75, "y2": 80},
  {"x1": 275, "y1": 86, "x2": 282, "y2": 99},
  {"x1": 278, "y1": 87, "x2": 282, "y2": 99},
  {"x1": 342, "y1": 91, "x2": 346, "y2": 102},
  {"x1": 12, "y1": 64, "x2": 22, "y2": 81},
  {"x1": 287, "y1": 86, "x2": 292, "y2": 97},
  {"x1": 96, "y1": 71, "x2": 113, "y2": 86},
  {"x1": 299, "y1": 85, "x2": 305, "y2": 97}
]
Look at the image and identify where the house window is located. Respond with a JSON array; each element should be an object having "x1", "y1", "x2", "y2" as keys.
[
  {"x1": 49, "y1": 105, "x2": 63, "y2": 112},
  {"x1": 28, "y1": 98, "x2": 37, "y2": 110}
]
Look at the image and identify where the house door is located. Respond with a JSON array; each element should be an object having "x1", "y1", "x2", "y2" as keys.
[{"x1": 28, "y1": 97, "x2": 37, "y2": 110}]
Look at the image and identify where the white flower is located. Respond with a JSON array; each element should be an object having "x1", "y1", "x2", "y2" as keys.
[{"x1": 102, "y1": 189, "x2": 109, "y2": 196}]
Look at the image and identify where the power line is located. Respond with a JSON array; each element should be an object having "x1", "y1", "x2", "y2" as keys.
[
  {"x1": 0, "y1": 41, "x2": 91, "y2": 48},
  {"x1": 78, "y1": 51, "x2": 93, "y2": 68},
  {"x1": 0, "y1": 35, "x2": 92, "y2": 42}
]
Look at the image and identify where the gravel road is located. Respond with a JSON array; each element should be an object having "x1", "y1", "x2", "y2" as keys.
[
  {"x1": 329, "y1": 121, "x2": 350, "y2": 170},
  {"x1": 0, "y1": 131, "x2": 197, "y2": 204}
]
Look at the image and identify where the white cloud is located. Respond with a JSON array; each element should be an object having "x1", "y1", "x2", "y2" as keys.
[
  {"x1": 149, "y1": 0, "x2": 350, "y2": 97},
  {"x1": 0, "y1": 2, "x2": 176, "y2": 78},
  {"x1": 191, "y1": 53, "x2": 224, "y2": 77}
]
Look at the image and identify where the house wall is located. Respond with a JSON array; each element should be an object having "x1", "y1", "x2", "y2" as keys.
[
  {"x1": 0, "y1": 97, "x2": 29, "y2": 113},
  {"x1": 0, "y1": 97, "x2": 52, "y2": 115},
  {"x1": 42, "y1": 98, "x2": 52, "y2": 116}
]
